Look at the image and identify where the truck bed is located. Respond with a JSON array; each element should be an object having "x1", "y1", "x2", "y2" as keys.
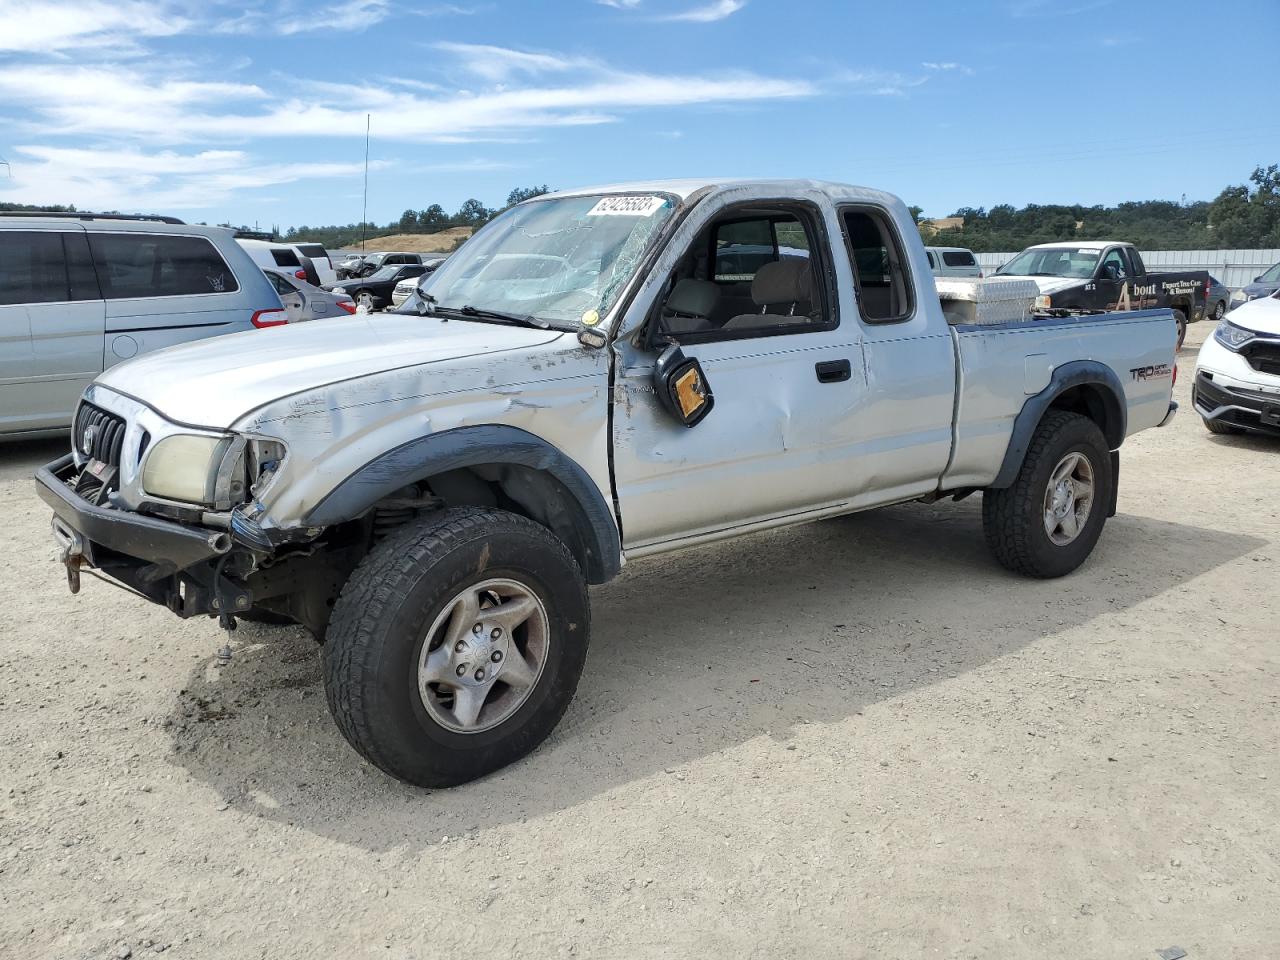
[{"x1": 943, "y1": 308, "x2": 1178, "y2": 489}]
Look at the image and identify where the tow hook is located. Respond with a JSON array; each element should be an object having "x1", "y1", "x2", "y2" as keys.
[{"x1": 61, "y1": 545, "x2": 83, "y2": 594}]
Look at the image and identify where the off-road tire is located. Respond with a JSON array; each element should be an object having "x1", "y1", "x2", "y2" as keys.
[
  {"x1": 982, "y1": 410, "x2": 1113, "y2": 579},
  {"x1": 1203, "y1": 416, "x2": 1243, "y2": 435},
  {"x1": 1173, "y1": 308, "x2": 1187, "y2": 350},
  {"x1": 322, "y1": 508, "x2": 590, "y2": 787}
]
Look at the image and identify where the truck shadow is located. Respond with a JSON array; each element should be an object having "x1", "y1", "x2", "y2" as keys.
[{"x1": 166, "y1": 499, "x2": 1263, "y2": 851}]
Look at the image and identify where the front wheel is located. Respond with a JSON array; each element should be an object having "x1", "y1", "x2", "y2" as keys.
[
  {"x1": 322, "y1": 508, "x2": 590, "y2": 787},
  {"x1": 356, "y1": 291, "x2": 376, "y2": 312},
  {"x1": 1172, "y1": 308, "x2": 1187, "y2": 350},
  {"x1": 982, "y1": 411, "x2": 1113, "y2": 578}
]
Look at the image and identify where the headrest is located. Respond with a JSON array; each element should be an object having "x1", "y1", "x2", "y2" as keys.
[
  {"x1": 665, "y1": 277, "x2": 720, "y2": 318},
  {"x1": 752, "y1": 258, "x2": 811, "y2": 306}
]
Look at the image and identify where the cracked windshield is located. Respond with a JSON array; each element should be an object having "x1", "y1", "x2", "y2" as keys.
[{"x1": 416, "y1": 193, "x2": 675, "y2": 329}]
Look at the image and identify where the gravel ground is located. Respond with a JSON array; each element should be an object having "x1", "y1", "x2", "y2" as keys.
[{"x1": 2, "y1": 322, "x2": 1277, "y2": 959}]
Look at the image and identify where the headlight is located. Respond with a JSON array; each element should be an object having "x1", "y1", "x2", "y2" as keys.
[
  {"x1": 141, "y1": 433, "x2": 253, "y2": 508},
  {"x1": 1214, "y1": 320, "x2": 1256, "y2": 351},
  {"x1": 1035, "y1": 294, "x2": 1053, "y2": 310},
  {"x1": 1231, "y1": 291, "x2": 1248, "y2": 304}
]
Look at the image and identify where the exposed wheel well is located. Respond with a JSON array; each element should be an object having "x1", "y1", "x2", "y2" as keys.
[
  {"x1": 376, "y1": 465, "x2": 607, "y2": 583},
  {"x1": 1047, "y1": 383, "x2": 1124, "y2": 450}
]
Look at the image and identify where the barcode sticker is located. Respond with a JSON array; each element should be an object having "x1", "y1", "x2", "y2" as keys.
[{"x1": 587, "y1": 196, "x2": 667, "y2": 217}]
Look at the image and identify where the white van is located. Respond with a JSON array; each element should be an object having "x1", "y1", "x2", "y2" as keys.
[
  {"x1": 925, "y1": 246, "x2": 982, "y2": 278},
  {"x1": 237, "y1": 239, "x2": 336, "y2": 286}
]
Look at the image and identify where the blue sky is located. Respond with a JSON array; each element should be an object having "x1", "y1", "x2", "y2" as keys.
[{"x1": 1, "y1": 0, "x2": 1277, "y2": 229}]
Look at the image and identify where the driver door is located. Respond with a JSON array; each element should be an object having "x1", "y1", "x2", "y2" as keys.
[{"x1": 1093, "y1": 247, "x2": 1129, "y2": 310}]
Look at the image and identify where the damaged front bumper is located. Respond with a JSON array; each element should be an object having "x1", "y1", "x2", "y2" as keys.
[{"x1": 35, "y1": 454, "x2": 251, "y2": 617}]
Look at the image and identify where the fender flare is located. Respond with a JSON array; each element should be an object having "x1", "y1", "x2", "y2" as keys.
[
  {"x1": 304, "y1": 425, "x2": 621, "y2": 583},
  {"x1": 990, "y1": 360, "x2": 1127, "y2": 489}
]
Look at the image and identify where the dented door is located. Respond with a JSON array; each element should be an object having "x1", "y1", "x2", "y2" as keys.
[{"x1": 612, "y1": 326, "x2": 867, "y2": 551}]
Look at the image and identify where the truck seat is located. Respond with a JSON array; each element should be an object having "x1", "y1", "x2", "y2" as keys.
[{"x1": 723, "y1": 259, "x2": 814, "y2": 329}]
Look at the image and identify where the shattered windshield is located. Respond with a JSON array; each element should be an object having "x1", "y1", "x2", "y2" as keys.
[{"x1": 419, "y1": 193, "x2": 676, "y2": 330}]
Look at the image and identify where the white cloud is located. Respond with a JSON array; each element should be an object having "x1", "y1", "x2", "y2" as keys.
[
  {"x1": 596, "y1": 0, "x2": 643, "y2": 8},
  {"x1": 0, "y1": 46, "x2": 813, "y2": 144},
  {"x1": 657, "y1": 0, "x2": 746, "y2": 21},
  {"x1": 831, "y1": 67, "x2": 930, "y2": 97},
  {"x1": 432, "y1": 42, "x2": 581, "y2": 82},
  {"x1": 0, "y1": 145, "x2": 385, "y2": 211},
  {"x1": 0, "y1": 0, "x2": 188, "y2": 53},
  {"x1": 922, "y1": 61, "x2": 975, "y2": 76}
]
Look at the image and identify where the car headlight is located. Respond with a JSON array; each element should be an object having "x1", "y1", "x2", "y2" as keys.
[
  {"x1": 141, "y1": 434, "x2": 248, "y2": 507},
  {"x1": 1231, "y1": 290, "x2": 1247, "y2": 303},
  {"x1": 1035, "y1": 294, "x2": 1053, "y2": 310},
  {"x1": 1214, "y1": 320, "x2": 1256, "y2": 351}
]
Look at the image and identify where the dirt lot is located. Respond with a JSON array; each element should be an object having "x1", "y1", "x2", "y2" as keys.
[
  {"x1": 2, "y1": 322, "x2": 1277, "y2": 959},
  {"x1": 352, "y1": 228, "x2": 472, "y2": 254}
]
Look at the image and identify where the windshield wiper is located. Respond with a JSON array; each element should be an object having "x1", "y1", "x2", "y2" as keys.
[{"x1": 457, "y1": 304, "x2": 551, "y2": 330}]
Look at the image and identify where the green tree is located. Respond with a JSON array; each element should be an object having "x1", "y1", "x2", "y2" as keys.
[
  {"x1": 455, "y1": 198, "x2": 493, "y2": 225},
  {"x1": 506, "y1": 184, "x2": 551, "y2": 206},
  {"x1": 398, "y1": 208, "x2": 419, "y2": 232},
  {"x1": 418, "y1": 204, "x2": 448, "y2": 231}
]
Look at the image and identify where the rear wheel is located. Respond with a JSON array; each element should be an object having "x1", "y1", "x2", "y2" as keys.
[
  {"x1": 322, "y1": 508, "x2": 590, "y2": 787},
  {"x1": 1212, "y1": 300, "x2": 1226, "y2": 322},
  {"x1": 1203, "y1": 416, "x2": 1243, "y2": 435},
  {"x1": 356, "y1": 291, "x2": 376, "y2": 312},
  {"x1": 983, "y1": 411, "x2": 1113, "y2": 578}
]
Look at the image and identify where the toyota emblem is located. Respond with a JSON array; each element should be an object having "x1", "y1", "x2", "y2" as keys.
[{"x1": 82, "y1": 423, "x2": 98, "y2": 454}]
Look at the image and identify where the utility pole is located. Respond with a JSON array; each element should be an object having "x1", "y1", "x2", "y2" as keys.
[{"x1": 361, "y1": 114, "x2": 370, "y2": 251}]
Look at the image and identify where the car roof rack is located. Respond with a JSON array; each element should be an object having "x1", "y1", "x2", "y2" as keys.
[{"x1": 0, "y1": 211, "x2": 186, "y2": 224}]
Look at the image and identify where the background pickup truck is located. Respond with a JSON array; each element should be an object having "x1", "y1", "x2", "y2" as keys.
[
  {"x1": 995, "y1": 240, "x2": 1209, "y2": 346},
  {"x1": 37, "y1": 179, "x2": 1179, "y2": 788}
]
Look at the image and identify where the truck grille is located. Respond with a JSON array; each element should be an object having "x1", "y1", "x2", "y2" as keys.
[
  {"x1": 73, "y1": 402, "x2": 128, "y2": 467},
  {"x1": 1243, "y1": 341, "x2": 1280, "y2": 377}
]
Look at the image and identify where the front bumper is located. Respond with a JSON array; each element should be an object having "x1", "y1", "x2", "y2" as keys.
[{"x1": 1193, "y1": 372, "x2": 1280, "y2": 436}]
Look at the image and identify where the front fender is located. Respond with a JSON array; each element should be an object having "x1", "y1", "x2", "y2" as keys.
[{"x1": 303, "y1": 424, "x2": 622, "y2": 583}]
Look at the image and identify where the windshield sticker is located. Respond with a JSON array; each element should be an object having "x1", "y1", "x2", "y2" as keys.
[
  {"x1": 587, "y1": 196, "x2": 667, "y2": 217},
  {"x1": 581, "y1": 309, "x2": 601, "y2": 327}
]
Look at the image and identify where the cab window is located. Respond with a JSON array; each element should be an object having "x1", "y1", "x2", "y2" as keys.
[{"x1": 840, "y1": 207, "x2": 914, "y2": 323}]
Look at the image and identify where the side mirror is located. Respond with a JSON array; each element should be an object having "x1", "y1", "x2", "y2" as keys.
[{"x1": 653, "y1": 343, "x2": 714, "y2": 428}]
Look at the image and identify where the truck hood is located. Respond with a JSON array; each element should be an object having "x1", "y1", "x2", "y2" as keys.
[
  {"x1": 96, "y1": 314, "x2": 565, "y2": 428},
  {"x1": 994, "y1": 275, "x2": 1081, "y2": 296},
  {"x1": 1228, "y1": 294, "x2": 1280, "y2": 336}
]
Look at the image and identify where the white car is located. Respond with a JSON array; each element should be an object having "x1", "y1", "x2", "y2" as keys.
[
  {"x1": 237, "y1": 239, "x2": 336, "y2": 287},
  {"x1": 1193, "y1": 290, "x2": 1280, "y2": 437},
  {"x1": 391, "y1": 256, "x2": 448, "y2": 309}
]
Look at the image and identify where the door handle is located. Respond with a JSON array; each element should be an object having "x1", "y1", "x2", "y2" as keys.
[{"x1": 815, "y1": 359, "x2": 851, "y2": 383}]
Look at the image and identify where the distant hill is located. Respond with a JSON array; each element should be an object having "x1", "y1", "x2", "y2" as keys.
[{"x1": 342, "y1": 227, "x2": 472, "y2": 253}]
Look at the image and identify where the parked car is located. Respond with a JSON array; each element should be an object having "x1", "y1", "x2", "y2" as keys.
[
  {"x1": 263, "y1": 268, "x2": 356, "y2": 323},
  {"x1": 1194, "y1": 290, "x2": 1280, "y2": 437},
  {"x1": 329, "y1": 262, "x2": 428, "y2": 311},
  {"x1": 1, "y1": 212, "x2": 284, "y2": 439},
  {"x1": 37, "y1": 179, "x2": 1178, "y2": 788},
  {"x1": 335, "y1": 253, "x2": 367, "y2": 280},
  {"x1": 1206, "y1": 275, "x2": 1231, "y2": 322},
  {"x1": 924, "y1": 245, "x2": 982, "y2": 278},
  {"x1": 1230, "y1": 261, "x2": 1280, "y2": 310},
  {"x1": 291, "y1": 242, "x2": 336, "y2": 286},
  {"x1": 391, "y1": 256, "x2": 448, "y2": 308},
  {"x1": 355, "y1": 251, "x2": 423, "y2": 277},
  {"x1": 995, "y1": 241, "x2": 1209, "y2": 347},
  {"x1": 236, "y1": 239, "x2": 321, "y2": 287}
]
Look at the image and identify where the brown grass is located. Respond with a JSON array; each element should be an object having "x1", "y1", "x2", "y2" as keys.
[{"x1": 353, "y1": 227, "x2": 472, "y2": 253}]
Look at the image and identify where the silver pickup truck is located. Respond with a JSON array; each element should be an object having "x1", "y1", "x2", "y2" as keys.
[{"x1": 37, "y1": 179, "x2": 1179, "y2": 787}]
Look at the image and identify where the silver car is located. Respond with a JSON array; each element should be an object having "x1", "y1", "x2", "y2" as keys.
[
  {"x1": 263, "y1": 268, "x2": 356, "y2": 322},
  {"x1": 1, "y1": 213, "x2": 284, "y2": 439}
]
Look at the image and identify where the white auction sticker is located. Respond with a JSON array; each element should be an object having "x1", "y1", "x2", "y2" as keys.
[{"x1": 586, "y1": 196, "x2": 667, "y2": 217}]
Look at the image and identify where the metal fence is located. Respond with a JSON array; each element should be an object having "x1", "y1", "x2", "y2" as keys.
[{"x1": 976, "y1": 250, "x2": 1280, "y2": 291}]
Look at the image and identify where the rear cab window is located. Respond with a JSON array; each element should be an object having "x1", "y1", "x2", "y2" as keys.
[
  {"x1": 840, "y1": 207, "x2": 915, "y2": 323},
  {"x1": 942, "y1": 250, "x2": 976, "y2": 267},
  {"x1": 270, "y1": 249, "x2": 301, "y2": 268},
  {"x1": 89, "y1": 233, "x2": 240, "y2": 299}
]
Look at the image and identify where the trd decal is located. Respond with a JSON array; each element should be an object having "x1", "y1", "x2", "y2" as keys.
[{"x1": 1130, "y1": 363, "x2": 1172, "y2": 381}]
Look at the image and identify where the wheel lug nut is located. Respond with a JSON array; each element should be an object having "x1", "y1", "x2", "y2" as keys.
[
  {"x1": 491, "y1": 627, "x2": 502, "y2": 640},
  {"x1": 491, "y1": 651, "x2": 502, "y2": 662},
  {"x1": 475, "y1": 668, "x2": 486, "y2": 681},
  {"x1": 454, "y1": 640, "x2": 467, "y2": 652},
  {"x1": 455, "y1": 664, "x2": 467, "y2": 677},
  {"x1": 472, "y1": 623, "x2": 482, "y2": 634}
]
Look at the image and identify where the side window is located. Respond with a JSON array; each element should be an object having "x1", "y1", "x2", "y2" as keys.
[
  {"x1": 1100, "y1": 249, "x2": 1128, "y2": 281},
  {"x1": 266, "y1": 272, "x2": 293, "y2": 295},
  {"x1": 656, "y1": 204, "x2": 830, "y2": 342},
  {"x1": 841, "y1": 208, "x2": 914, "y2": 323},
  {"x1": 270, "y1": 248, "x2": 301, "y2": 268},
  {"x1": 0, "y1": 231, "x2": 70, "y2": 305},
  {"x1": 1126, "y1": 248, "x2": 1145, "y2": 275},
  {"x1": 89, "y1": 234, "x2": 240, "y2": 300},
  {"x1": 942, "y1": 250, "x2": 976, "y2": 267},
  {"x1": 926, "y1": 250, "x2": 937, "y2": 269},
  {"x1": 63, "y1": 232, "x2": 102, "y2": 302}
]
